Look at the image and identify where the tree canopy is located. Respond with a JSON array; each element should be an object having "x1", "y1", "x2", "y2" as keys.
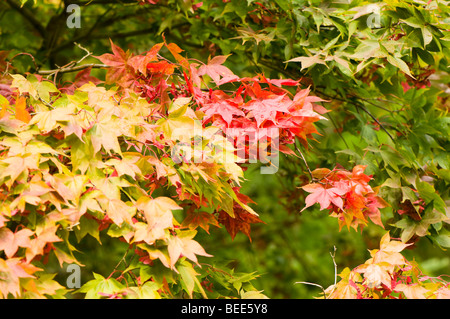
[{"x1": 0, "y1": 0, "x2": 449, "y2": 299}]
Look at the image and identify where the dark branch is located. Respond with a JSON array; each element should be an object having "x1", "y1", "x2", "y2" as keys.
[{"x1": 354, "y1": 103, "x2": 395, "y2": 141}]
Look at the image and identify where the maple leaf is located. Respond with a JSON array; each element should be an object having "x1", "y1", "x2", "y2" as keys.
[
  {"x1": 200, "y1": 99, "x2": 245, "y2": 126},
  {"x1": 370, "y1": 232, "x2": 411, "y2": 267},
  {"x1": 14, "y1": 96, "x2": 31, "y2": 123},
  {"x1": 127, "y1": 42, "x2": 164, "y2": 76},
  {"x1": 136, "y1": 196, "x2": 181, "y2": 230},
  {"x1": 95, "y1": 40, "x2": 133, "y2": 86},
  {"x1": 21, "y1": 273, "x2": 67, "y2": 298},
  {"x1": 286, "y1": 55, "x2": 327, "y2": 70},
  {"x1": 181, "y1": 210, "x2": 220, "y2": 234},
  {"x1": 25, "y1": 224, "x2": 62, "y2": 262},
  {"x1": 301, "y1": 183, "x2": 346, "y2": 211},
  {"x1": 106, "y1": 198, "x2": 136, "y2": 226},
  {"x1": 395, "y1": 283, "x2": 429, "y2": 299},
  {"x1": 9, "y1": 74, "x2": 38, "y2": 99},
  {"x1": 355, "y1": 263, "x2": 392, "y2": 289},
  {"x1": 434, "y1": 286, "x2": 450, "y2": 299},
  {"x1": 379, "y1": 232, "x2": 411, "y2": 253},
  {"x1": 197, "y1": 55, "x2": 239, "y2": 86},
  {"x1": 0, "y1": 154, "x2": 39, "y2": 188},
  {"x1": 137, "y1": 244, "x2": 171, "y2": 269},
  {"x1": 262, "y1": 77, "x2": 300, "y2": 87},
  {"x1": 218, "y1": 208, "x2": 263, "y2": 241},
  {"x1": 324, "y1": 267, "x2": 361, "y2": 299},
  {"x1": 165, "y1": 41, "x2": 190, "y2": 69},
  {"x1": 0, "y1": 258, "x2": 38, "y2": 298},
  {"x1": 106, "y1": 156, "x2": 141, "y2": 179},
  {"x1": 28, "y1": 106, "x2": 74, "y2": 134},
  {"x1": 167, "y1": 231, "x2": 212, "y2": 268},
  {"x1": 243, "y1": 94, "x2": 291, "y2": 127},
  {"x1": 88, "y1": 120, "x2": 122, "y2": 155},
  {"x1": 133, "y1": 221, "x2": 167, "y2": 245},
  {"x1": 233, "y1": 27, "x2": 274, "y2": 45},
  {"x1": 61, "y1": 115, "x2": 84, "y2": 141},
  {"x1": 365, "y1": 192, "x2": 387, "y2": 228},
  {"x1": 0, "y1": 228, "x2": 33, "y2": 258}
]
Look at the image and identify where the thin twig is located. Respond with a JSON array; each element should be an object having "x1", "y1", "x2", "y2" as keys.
[
  {"x1": 294, "y1": 144, "x2": 314, "y2": 182},
  {"x1": 294, "y1": 246, "x2": 338, "y2": 299},
  {"x1": 107, "y1": 245, "x2": 132, "y2": 280},
  {"x1": 355, "y1": 103, "x2": 395, "y2": 141},
  {"x1": 328, "y1": 246, "x2": 338, "y2": 297},
  {"x1": 294, "y1": 281, "x2": 327, "y2": 299},
  {"x1": 74, "y1": 42, "x2": 92, "y2": 64},
  {"x1": 7, "y1": 52, "x2": 39, "y2": 73}
]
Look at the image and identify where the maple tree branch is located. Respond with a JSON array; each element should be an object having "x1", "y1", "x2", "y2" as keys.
[
  {"x1": 37, "y1": 63, "x2": 109, "y2": 75},
  {"x1": 354, "y1": 102, "x2": 395, "y2": 141}
]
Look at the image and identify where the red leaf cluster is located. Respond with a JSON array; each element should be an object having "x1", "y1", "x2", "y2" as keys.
[
  {"x1": 96, "y1": 40, "x2": 328, "y2": 161},
  {"x1": 301, "y1": 165, "x2": 387, "y2": 231}
]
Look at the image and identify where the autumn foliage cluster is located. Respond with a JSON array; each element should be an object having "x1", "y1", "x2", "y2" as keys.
[
  {"x1": 325, "y1": 232, "x2": 450, "y2": 299},
  {"x1": 302, "y1": 166, "x2": 387, "y2": 231},
  {"x1": 1, "y1": 0, "x2": 450, "y2": 299},
  {"x1": 0, "y1": 38, "x2": 334, "y2": 298}
]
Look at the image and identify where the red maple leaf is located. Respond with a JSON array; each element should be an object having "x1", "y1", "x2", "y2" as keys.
[
  {"x1": 243, "y1": 94, "x2": 290, "y2": 127},
  {"x1": 95, "y1": 40, "x2": 133, "y2": 86},
  {"x1": 127, "y1": 42, "x2": 164, "y2": 76},
  {"x1": 301, "y1": 183, "x2": 346, "y2": 211},
  {"x1": 196, "y1": 55, "x2": 239, "y2": 86},
  {"x1": 200, "y1": 99, "x2": 245, "y2": 126}
]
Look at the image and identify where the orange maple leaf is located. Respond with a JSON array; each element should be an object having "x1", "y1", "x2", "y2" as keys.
[{"x1": 0, "y1": 228, "x2": 33, "y2": 258}]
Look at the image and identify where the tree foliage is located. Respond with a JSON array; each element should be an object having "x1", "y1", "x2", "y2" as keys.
[{"x1": 0, "y1": 0, "x2": 449, "y2": 299}]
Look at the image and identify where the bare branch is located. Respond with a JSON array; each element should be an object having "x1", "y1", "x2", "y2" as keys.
[
  {"x1": 355, "y1": 103, "x2": 395, "y2": 141},
  {"x1": 328, "y1": 246, "x2": 338, "y2": 297}
]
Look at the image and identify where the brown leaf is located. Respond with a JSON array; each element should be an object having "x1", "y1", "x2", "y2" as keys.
[
  {"x1": 218, "y1": 208, "x2": 264, "y2": 241},
  {"x1": 181, "y1": 210, "x2": 220, "y2": 234}
]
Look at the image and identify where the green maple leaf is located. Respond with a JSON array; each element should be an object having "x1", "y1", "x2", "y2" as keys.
[
  {"x1": 77, "y1": 273, "x2": 125, "y2": 299},
  {"x1": 394, "y1": 208, "x2": 448, "y2": 242}
]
